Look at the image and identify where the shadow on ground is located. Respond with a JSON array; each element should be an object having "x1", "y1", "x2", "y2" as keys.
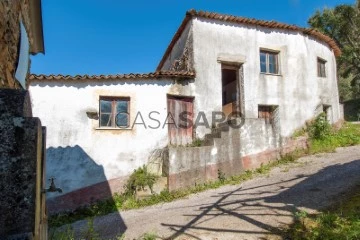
[
  {"x1": 161, "y1": 159, "x2": 360, "y2": 239},
  {"x1": 46, "y1": 145, "x2": 127, "y2": 238}
]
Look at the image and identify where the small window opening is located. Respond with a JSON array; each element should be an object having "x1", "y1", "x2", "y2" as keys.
[
  {"x1": 99, "y1": 97, "x2": 130, "y2": 128},
  {"x1": 260, "y1": 50, "x2": 279, "y2": 74},
  {"x1": 258, "y1": 105, "x2": 278, "y2": 124},
  {"x1": 317, "y1": 58, "x2": 326, "y2": 78}
]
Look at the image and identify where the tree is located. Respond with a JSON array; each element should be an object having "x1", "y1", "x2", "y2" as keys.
[{"x1": 308, "y1": 0, "x2": 360, "y2": 100}]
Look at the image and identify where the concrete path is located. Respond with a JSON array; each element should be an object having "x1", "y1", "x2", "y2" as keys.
[{"x1": 69, "y1": 146, "x2": 360, "y2": 240}]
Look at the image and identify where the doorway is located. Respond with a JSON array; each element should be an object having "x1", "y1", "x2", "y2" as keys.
[
  {"x1": 167, "y1": 95, "x2": 194, "y2": 145},
  {"x1": 221, "y1": 64, "x2": 243, "y2": 117}
]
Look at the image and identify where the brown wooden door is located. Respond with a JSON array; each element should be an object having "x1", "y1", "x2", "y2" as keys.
[{"x1": 167, "y1": 96, "x2": 194, "y2": 145}]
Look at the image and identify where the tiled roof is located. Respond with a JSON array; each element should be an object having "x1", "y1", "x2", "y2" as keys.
[
  {"x1": 157, "y1": 9, "x2": 342, "y2": 70},
  {"x1": 29, "y1": 71, "x2": 195, "y2": 82}
]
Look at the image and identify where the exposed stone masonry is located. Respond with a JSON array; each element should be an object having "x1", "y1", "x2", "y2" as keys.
[{"x1": 0, "y1": 0, "x2": 32, "y2": 89}]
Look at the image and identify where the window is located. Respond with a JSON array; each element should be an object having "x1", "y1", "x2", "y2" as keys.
[
  {"x1": 317, "y1": 58, "x2": 326, "y2": 77},
  {"x1": 258, "y1": 105, "x2": 277, "y2": 124},
  {"x1": 99, "y1": 97, "x2": 129, "y2": 128},
  {"x1": 260, "y1": 50, "x2": 279, "y2": 74}
]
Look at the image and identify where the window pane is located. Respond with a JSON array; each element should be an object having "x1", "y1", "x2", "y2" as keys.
[
  {"x1": 260, "y1": 52, "x2": 266, "y2": 64},
  {"x1": 100, "y1": 113, "x2": 111, "y2": 127},
  {"x1": 100, "y1": 100, "x2": 112, "y2": 113},
  {"x1": 116, "y1": 112, "x2": 129, "y2": 127},
  {"x1": 269, "y1": 62, "x2": 276, "y2": 73},
  {"x1": 260, "y1": 62, "x2": 267, "y2": 73},
  {"x1": 268, "y1": 54, "x2": 278, "y2": 74},
  {"x1": 116, "y1": 100, "x2": 128, "y2": 113}
]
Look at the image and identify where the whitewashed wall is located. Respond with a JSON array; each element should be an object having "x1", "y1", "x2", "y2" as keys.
[
  {"x1": 191, "y1": 18, "x2": 341, "y2": 137},
  {"x1": 29, "y1": 79, "x2": 194, "y2": 195}
]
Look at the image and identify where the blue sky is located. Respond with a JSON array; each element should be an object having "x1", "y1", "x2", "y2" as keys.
[{"x1": 31, "y1": 0, "x2": 355, "y2": 75}]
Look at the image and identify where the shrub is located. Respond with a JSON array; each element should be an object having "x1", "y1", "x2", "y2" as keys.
[
  {"x1": 308, "y1": 113, "x2": 332, "y2": 140},
  {"x1": 124, "y1": 165, "x2": 159, "y2": 196}
]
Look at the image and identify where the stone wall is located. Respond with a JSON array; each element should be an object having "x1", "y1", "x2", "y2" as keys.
[
  {"x1": 0, "y1": 89, "x2": 46, "y2": 239},
  {"x1": 0, "y1": 0, "x2": 32, "y2": 89}
]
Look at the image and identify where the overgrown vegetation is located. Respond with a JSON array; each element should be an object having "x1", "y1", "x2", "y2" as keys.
[
  {"x1": 284, "y1": 186, "x2": 360, "y2": 240},
  {"x1": 307, "y1": 114, "x2": 360, "y2": 154},
  {"x1": 48, "y1": 119, "x2": 360, "y2": 232}
]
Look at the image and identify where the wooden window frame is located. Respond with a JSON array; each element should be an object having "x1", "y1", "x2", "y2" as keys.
[
  {"x1": 260, "y1": 50, "x2": 280, "y2": 74},
  {"x1": 317, "y1": 58, "x2": 327, "y2": 78},
  {"x1": 99, "y1": 96, "x2": 130, "y2": 128}
]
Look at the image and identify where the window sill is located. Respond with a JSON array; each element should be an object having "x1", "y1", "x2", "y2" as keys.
[
  {"x1": 260, "y1": 72, "x2": 282, "y2": 77},
  {"x1": 96, "y1": 127, "x2": 132, "y2": 130}
]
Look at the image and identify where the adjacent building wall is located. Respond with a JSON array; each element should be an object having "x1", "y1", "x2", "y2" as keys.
[
  {"x1": 0, "y1": 0, "x2": 33, "y2": 89},
  {"x1": 0, "y1": 90, "x2": 47, "y2": 240}
]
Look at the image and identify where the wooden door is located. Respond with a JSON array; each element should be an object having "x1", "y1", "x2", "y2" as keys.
[{"x1": 167, "y1": 96, "x2": 194, "y2": 145}]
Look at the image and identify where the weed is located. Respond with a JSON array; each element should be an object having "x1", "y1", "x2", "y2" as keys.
[
  {"x1": 82, "y1": 218, "x2": 100, "y2": 240},
  {"x1": 124, "y1": 165, "x2": 159, "y2": 196},
  {"x1": 217, "y1": 169, "x2": 226, "y2": 183},
  {"x1": 140, "y1": 232, "x2": 157, "y2": 240},
  {"x1": 285, "y1": 185, "x2": 360, "y2": 240},
  {"x1": 308, "y1": 113, "x2": 332, "y2": 140},
  {"x1": 188, "y1": 138, "x2": 203, "y2": 147}
]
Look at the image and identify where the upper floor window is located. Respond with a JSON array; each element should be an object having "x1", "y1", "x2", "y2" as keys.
[
  {"x1": 99, "y1": 97, "x2": 130, "y2": 128},
  {"x1": 260, "y1": 50, "x2": 279, "y2": 74},
  {"x1": 317, "y1": 58, "x2": 326, "y2": 78}
]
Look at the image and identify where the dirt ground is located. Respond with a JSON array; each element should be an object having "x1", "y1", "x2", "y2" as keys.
[{"x1": 68, "y1": 145, "x2": 360, "y2": 240}]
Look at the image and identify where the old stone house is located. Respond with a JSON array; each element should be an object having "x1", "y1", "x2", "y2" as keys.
[
  {"x1": 0, "y1": 0, "x2": 46, "y2": 239},
  {"x1": 29, "y1": 10, "x2": 342, "y2": 212}
]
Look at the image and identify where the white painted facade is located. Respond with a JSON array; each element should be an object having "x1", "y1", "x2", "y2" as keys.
[
  {"x1": 29, "y1": 15, "x2": 341, "y2": 196},
  {"x1": 29, "y1": 79, "x2": 194, "y2": 194},
  {"x1": 161, "y1": 17, "x2": 341, "y2": 137}
]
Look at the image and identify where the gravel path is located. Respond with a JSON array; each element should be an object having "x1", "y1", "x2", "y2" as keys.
[{"x1": 68, "y1": 145, "x2": 360, "y2": 240}]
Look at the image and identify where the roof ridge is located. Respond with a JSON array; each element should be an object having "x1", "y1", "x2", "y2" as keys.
[{"x1": 156, "y1": 9, "x2": 341, "y2": 70}]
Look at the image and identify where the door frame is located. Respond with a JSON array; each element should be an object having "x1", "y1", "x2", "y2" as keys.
[{"x1": 166, "y1": 94, "x2": 195, "y2": 145}]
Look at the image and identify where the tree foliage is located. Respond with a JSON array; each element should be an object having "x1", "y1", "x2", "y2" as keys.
[{"x1": 308, "y1": 0, "x2": 360, "y2": 100}]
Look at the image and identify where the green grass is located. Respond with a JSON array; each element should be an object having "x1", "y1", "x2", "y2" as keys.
[
  {"x1": 284, "y1": 186, "x2": 360, "y2": 240},
  {"x1": 48, "y1": 122, "x2": 360, "y2": 229},
  {"x1": 309, "y1": 122, "x2": 360, "y2": 154}
]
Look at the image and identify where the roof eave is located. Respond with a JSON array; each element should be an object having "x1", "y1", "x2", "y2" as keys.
[
  {"x1": 157, "y1": 9, "x2": 341, "y2": 68},
  {"x1": 29, "y1": 0, "x2": 45, "y2": 54}
]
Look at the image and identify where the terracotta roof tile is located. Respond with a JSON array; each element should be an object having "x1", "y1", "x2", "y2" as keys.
[
  {"x1": 29, "y1": 71, "x2": 195, "y2": 82},
  {"x1": 157, "y1": 9, "x2": 341, "y2": 70}
]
